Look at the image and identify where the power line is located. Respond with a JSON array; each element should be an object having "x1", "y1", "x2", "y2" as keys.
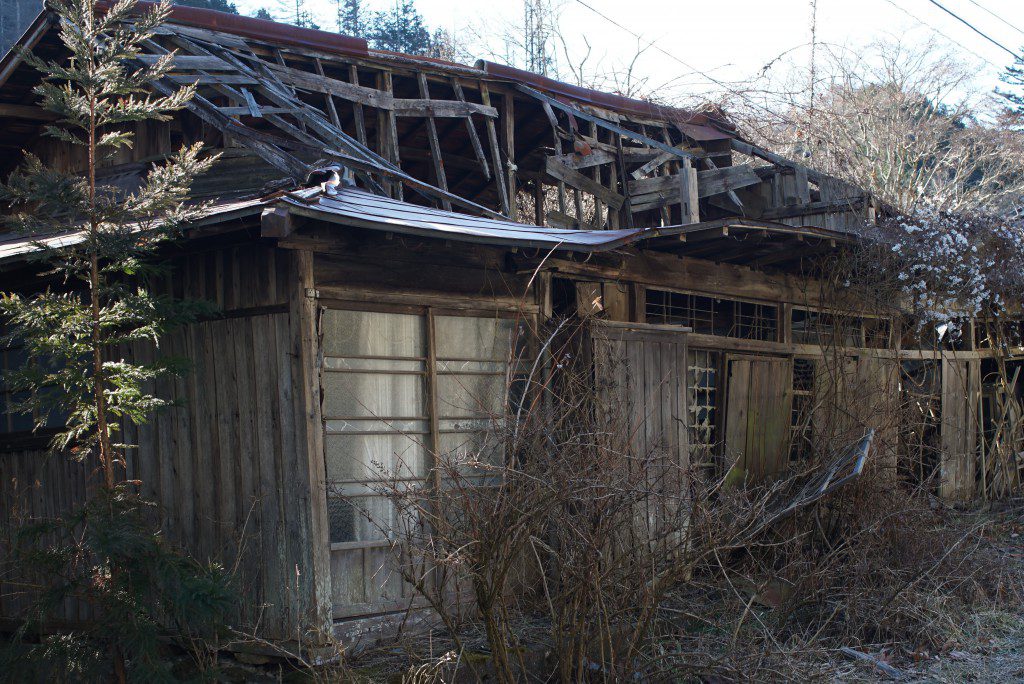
[
  {"x1": 925, "y1": 0, "x2": 1018, "y2": 59},
  {"x1": 880, "y1": 0, "x2": 1000, "y2": 69},
  {"x1": 568, "y1": 0, "x2": 792, "y2": 123},
  {"x1": 966, "y1": 0, "x2": 1024, "y2": 39}
]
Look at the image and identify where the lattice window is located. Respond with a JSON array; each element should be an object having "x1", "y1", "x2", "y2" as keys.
[
  {"x1": 687, "y1": 349, "x2": 719, "y2": 464},
  {"x1": 645, "y1": 289, "x2": 716, "y2": 333},
  {"x1": 727, "y1": 301, "x2": 778, "y2": 341},
  {"x1": 792, "y1": 308, "x2": 863, "y2": 347},
  {"x1": 646, "y1": 289, "x2": 778, "y2": 341},
  {"x1": 790, "y1": 358, "x2": 816, "y2": 462},
  {"x1": 321, "y1": 309, "x2": 522, "y2": 545}
]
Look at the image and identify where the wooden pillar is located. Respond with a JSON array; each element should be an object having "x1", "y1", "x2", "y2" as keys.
[
  {"x1": 376, "y1": 70, "x2": 402, "y2": 200},
  {"x1": 417, "y1": 73, "x2": 451, "y2": 210},
  {"x1": 502, "y1": 92, "x2": 518, "y2": 220},
  {"x1": 679, "y1": 160, "x2": 699, "y2": 224},
  {"x1": 288, "y1": 250, "x2": 332, "y2": 634},
  {"x1": 480, "y1": 83, "x2": 510, "y2": 217}
]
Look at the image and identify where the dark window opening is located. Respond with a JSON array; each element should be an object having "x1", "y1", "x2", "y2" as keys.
[
  {"x1": 899, "y1": 360, "x2": 942, "y2": 489},
  {"x1": 646, "y1": 289, "x2": 778, "y2": 341},
  {"x1": 792, "y1": 309, "x2": 864, "y2": 348}
]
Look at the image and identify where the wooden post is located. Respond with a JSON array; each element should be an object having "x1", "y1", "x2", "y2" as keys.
[
  {"x1": 502, "y1": 92, "x2": 518, "y2": 220},
  {"x1": 589, "y1": 121, "x2": 604, "y2": 228},
  {"x1": 679, "y1": 160, "x2": 699, "y2": 224},
  {"x1": 417, "y1": 73, "x2": 451, "y2": 210},
  {"x1": 376, "y1": 70, "x2": 402, "y2": 200},
  {"x1": 480, "y1": 83, "x2": 510, "y2": 217},
  {"x1": 349, "y1": 65, "x2": 368, "y2": 146},
  {"x1": 287, "y1": 250, "x2": 332, "y2": 635}
]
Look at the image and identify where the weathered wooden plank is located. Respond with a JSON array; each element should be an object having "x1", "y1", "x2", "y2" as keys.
[
  {"x1": 629, "y1": 164, "x2": 760, "y2": 199},
  {"x1": 139, "y1": 54, "x2": 234, "y2": 70},
  {"x1": 252, "y1": 313, "x2": 286, "y2": 632},
  {"x1": 451, "y1": 79, "x2": 490, "y2": 180},
  {"x1": 262, "y1": 60, "x2": 392, "y2": 109},
  {"x1": 941, "y1": 358, "x2": 978, "y2": 500},
  {"x1": 550, "y1": 148, "x2": 617, "y2": 170},
  {"x1": 392, "y1": 99, "x2": 497, "y2": 118},
  {"x1": 416, "y1": 73, "x2": 451, "y2": 211},
  {"x1": 545, "y1": 157, "x2": 625, "y2": 210},
  {"x1": 167, "y1": 73, "x2": 260, "y2": 86}
]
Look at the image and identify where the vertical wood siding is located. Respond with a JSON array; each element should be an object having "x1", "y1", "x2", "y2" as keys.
[{"x1": 0, "y1": 244, "x2": 331, "y2": 642}]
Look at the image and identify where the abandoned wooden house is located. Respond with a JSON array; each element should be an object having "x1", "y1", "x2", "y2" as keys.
[{"x1": 0, "y1": 3, "x2": 1019, "y2": 647}]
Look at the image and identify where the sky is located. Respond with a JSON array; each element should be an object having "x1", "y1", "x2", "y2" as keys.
[{"x1": 233, "y1": 0, "x2": 1024, "y2": 105}]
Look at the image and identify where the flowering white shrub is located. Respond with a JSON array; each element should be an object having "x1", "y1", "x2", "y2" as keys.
[{"x1": 867, "y1": 208, "x2": 1024, "y2": 332}]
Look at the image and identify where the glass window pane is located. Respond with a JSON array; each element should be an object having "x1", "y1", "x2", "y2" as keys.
[
  {"x1": 435, "y1": 316, "x2": 514, "y2": 360},
  {"x1": 438, "y1": 430, "x2": 504, "y2": 470},
  {"x1": 325, "y1": 432, "x2": 428, "y2": 482},
  {"x1": 322, "y1": 309, "x2": 425, "y2": 358},
  {"x1": 437, "y1": 373, "x2": 507, "y2": 417},
  {"x1": 327, "y1": 494, "x2": 418, "y2": 543},
  {"x1": 321, "y1": 371, "x2": 425, "y2": 419}
]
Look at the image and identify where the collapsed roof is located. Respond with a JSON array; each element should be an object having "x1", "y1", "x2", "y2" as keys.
[{"x1": 0, "y1": 2, "x2": 876, "y2": 269}]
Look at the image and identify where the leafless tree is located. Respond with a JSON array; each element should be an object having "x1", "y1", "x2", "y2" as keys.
[{"x1": 734, "y1": 40, "x2": 1024, "y2": 215}]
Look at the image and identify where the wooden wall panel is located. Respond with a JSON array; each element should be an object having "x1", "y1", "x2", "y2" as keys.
[
  {"x1": 941, "y1": 358, "x2": 980, "y2": 500},
  {"x1": 0, "y1": 244, "x2": 332, "y2": 642}
]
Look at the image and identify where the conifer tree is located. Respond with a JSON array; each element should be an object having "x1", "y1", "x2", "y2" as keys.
[
  {"x1": 367, "y1": 0, "x2": 432, "y2": 55},
  {"x1": 0, "y1": 0, "x2": 214, "y2": 488},
  {"x1": 1000, "y1": 49, "x2": 1024, "y2": 116},
  {"x1": 0, "y1": 0, "x2": 234, "y2": 678}
]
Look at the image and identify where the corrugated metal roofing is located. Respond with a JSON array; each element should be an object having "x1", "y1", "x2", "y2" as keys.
[
  {"x1": 278, "y1": 188, "x2": 648, "y2": 252},
  {"x1": 0, "y1": 197, "x2": 265, "y2": 264}
]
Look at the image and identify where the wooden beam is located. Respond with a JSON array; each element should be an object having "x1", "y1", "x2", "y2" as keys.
[
  {"x1": 502, "y1": 93, "x2": 518, "y2": 220},
  {"x1": 417, "y1": 72, "x2": 451, "y2": 211},
  {"x1": 759, "y1": 196, "x2": 865, "y2": 220},
  {"x1": 392, "y1": 99, "x2": 497, "y2": 118},
  {"x1": 517, "y1": 84, "x2": 695, "y2": 161},
  {"x1": 313, "y1": 58, "x2": 341, "y2": 128},
  {"x1": 451, "y1": 79, "x2": 490, "y2": 181},
  {"x1": 545, "y1": 157, "x2": 625, "y2": 210},
  {"x1": 480, "y1": 82, "x2": 510, "y2": 217},
  {"x1": 348, "y1": 65, "x2": 368, "y2": 146},
  {"x1": 541, "y1": 101, "x2": 568, "y2": 215},
  {"x1": 261, "y1": 206, "x2": 298, "y2": 238}
]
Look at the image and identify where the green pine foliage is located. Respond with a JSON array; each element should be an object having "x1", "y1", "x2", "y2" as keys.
[
  {"x1": 1000, "y1": 50, "x2": 1024, "y2": 115},
  {"x1": 0, "y1": 0, "x2": 216, "y2": 481},
  {"x1": 0, "y1": 0, "x2": 236, "y2": 678},
  {"x1": 366, "y1": 0, "x2": 432, "y2": 55},
  {"x1": 1, "y1": 488, "x2": 236, "y2": 681}
]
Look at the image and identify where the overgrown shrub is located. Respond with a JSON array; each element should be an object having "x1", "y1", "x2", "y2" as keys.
[{"x1": 0, "y1": 484, "x2": 237, "y2": 681}]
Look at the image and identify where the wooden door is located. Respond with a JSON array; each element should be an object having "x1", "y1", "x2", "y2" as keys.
[
  {"x1": 940, "y1": 358, "x2": 980, "y2": 500},
  {"x1": 724, "y1": 355, "x2": 793, "y2": 481}
]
